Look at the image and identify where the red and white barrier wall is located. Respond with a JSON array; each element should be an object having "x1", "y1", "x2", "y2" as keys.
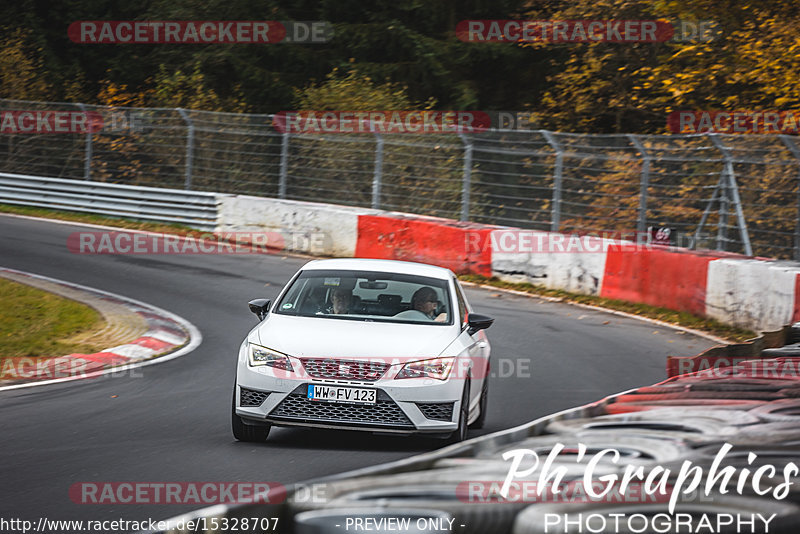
[
  {"x1": 355, "y1": 213, "x2": 494, "y2": 276},
  {"x1": 216, "y1": 195, "x2": 800, "y2": 334},
  {"x1": 488, "y1": 229, "x2": 800, "y2": 333}
]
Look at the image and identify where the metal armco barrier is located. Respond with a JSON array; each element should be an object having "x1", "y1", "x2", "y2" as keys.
[{"x1": 0, "y1": 172, "x2": 219, "y2": 231}]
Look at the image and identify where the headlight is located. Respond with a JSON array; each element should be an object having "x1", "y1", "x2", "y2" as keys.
[
  {"x1": 248, "y1": 344, "x2": 294, "y2": 371},
  {"x1": 396, "y1": 357, "x2": 455, "y2": 380}
]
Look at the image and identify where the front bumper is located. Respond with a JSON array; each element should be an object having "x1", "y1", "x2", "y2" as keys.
[{"x1": 235, "y1": 351, "x2": 464, "y2": 434}]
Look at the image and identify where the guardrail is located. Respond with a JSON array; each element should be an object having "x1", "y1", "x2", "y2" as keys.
[{"x1": 0, "y1": 172, "x2": 219, "y2": 231}]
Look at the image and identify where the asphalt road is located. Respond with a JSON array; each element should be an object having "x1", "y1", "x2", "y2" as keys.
[{"x1": 0, "y1": 214, "x2": 716, "y2": 531}]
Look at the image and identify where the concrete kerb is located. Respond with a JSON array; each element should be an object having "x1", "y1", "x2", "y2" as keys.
[
  {"x1": 0, "y1": 267, "x2": 202, "y2": 391},
  {"x1": 666, "y1": 326, "x2": 790, "y2": 378}
]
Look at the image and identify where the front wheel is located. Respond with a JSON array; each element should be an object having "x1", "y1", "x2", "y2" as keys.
[
  {"x1": 231, "y1": 388, "x2": 271, "y2": 442},
  {"x1": 447, "y1": 380, "x2": 470, "y2": 444},
  {"x1": 471, "y1": 377, "x2": 489, "y2": 429}
]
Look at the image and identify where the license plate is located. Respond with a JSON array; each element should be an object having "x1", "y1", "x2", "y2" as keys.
[{"x1": 307, "y1": 384, "x2": 377, "y2": 404}]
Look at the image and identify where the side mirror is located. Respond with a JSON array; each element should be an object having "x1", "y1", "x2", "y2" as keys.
[
  {"x1": 248, "y1": 299, "x2": 271, "y2": 321},
  {"x1": 467, "y1": 313, "x2": 494, "y2": 335}
]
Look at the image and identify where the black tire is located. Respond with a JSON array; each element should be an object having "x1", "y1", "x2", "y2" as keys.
[
  {"x1": 751, "y1": 399, "x2": 800, "y2": 422},
  {"x1": 471, "y1": 377, "x2": 489, "y2": 429},
  {"x1": 787, "y1": 325, "x2": 800, "y2": 345},
  {"x1": 447, "y1": 379, "x2": 470, "y2": 444},
  {"x1": 231, "y1": 388, "x2": 271, "y2": 442},
  {"x1": 762, "y1": 343, "x2": 800, "y2": 357}
]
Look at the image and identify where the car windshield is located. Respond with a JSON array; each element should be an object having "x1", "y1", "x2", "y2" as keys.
[{"x1": 275, "y1": 269, "x2": 452, "y2": 325}]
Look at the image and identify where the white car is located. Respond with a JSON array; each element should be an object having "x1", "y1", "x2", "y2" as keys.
[{"x1": 232, "y1": 258, "x2": 493, "y2": 442}]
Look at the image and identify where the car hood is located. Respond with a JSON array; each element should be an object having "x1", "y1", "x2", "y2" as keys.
[{"x1": 253, "y1": 313, "x2": 457, "y2": 360}]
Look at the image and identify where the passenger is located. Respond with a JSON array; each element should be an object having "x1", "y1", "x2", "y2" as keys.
[{"x1": 395, "y1": 286, "x2": 447, "y2": 322}]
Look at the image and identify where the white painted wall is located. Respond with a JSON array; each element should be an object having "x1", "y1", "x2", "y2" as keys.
[
  {"x1": 216, "y1": 195, "x2": 377, "y2": 257},
  {"x1": 488, "y1": 230, "x2": 609, "y2": 295},
  {"x1": 706, "y1": 259, "x2": 800, "y2": 332}
]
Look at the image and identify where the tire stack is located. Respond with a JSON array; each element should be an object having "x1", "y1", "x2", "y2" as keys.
[
  {"x1": 288, "y1": 355, "x2": 800, "y2": 534},
  {"x1": 517, "y1": 355, "x2": 800, "y2": 534},
  {"x1": 605, "y1": 357, "x2": 800, "y2": 416}
]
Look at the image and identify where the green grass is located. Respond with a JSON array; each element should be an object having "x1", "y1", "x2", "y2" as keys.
[
  {"x1": 0, "y1": 203, "x2": 197, "y2": 235},
  {"x1": 0, "y1": 278, "x2": 104, "y2": 358},
  {"x1": 458, "y1": 274, "x2": 757, "y2": 343}
]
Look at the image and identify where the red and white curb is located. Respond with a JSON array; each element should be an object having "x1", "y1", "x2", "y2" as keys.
[{"x1": 0, "y1": 267, "x2": 202, "y2": 391}]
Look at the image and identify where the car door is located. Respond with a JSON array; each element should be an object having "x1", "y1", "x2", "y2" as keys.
[{"x1": 453, "y1": 278, "x2": 490, "y2": 409}]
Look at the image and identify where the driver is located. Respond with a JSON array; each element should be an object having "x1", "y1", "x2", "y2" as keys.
[{"x1": 328, "y1": 287, "x2": 352, "y2": 314}]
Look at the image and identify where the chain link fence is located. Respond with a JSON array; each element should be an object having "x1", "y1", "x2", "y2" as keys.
[{"x1": 2, "y1": 98, "x2": 799, "y2": 259}]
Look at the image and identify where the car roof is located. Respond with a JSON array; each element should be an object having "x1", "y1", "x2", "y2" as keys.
[{"x1": 301, "y1": 258, "x2": 454, "y2": 280}]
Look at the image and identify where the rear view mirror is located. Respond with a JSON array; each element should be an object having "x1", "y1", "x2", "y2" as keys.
[
  {"x1": 467, "y1": 313, "x2": 494, "y2": 335},
  {"x1": 359, "y1": 281, "x2": 388, "y2": 290},
  {"x1": 248, "y1": 299, "x2": 271, "y2": 321}
]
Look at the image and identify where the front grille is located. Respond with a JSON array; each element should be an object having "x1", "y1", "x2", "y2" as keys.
[
  {"x1": 240, "y1": 387, "x2": 270, "y2": 407},
  {"x1": 303, "y1": 358, "x2": 390, "y2": 381},
  {"x1": 270, "y1": 389, "x2": 413, "y2": 428},
  {"x1": 416, "y1": 402, "x2": 455, "y2": 421}
]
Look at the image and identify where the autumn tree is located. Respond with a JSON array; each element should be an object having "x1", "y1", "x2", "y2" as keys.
[
  {"x1": 0, "y1": 29, "x2": 50, "y2": 101},
  {"x1": 290, "y1": 68, "x2": 469, "y2": 217}
]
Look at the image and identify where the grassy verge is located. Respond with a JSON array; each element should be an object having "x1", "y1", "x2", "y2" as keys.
[
  {"x1": 0, "y1": 278, "x2": 105, "y2": 358},
  {"x1": 459, "y1": 274, "x2": 756, "y2": 343},
  {"x1": 0, "y1": 203, "x2": 197, "y2": 235}
]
